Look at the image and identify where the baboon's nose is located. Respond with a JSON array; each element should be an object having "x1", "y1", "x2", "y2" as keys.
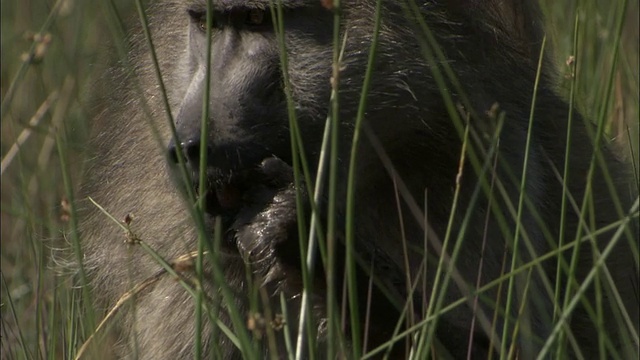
[{"x1": 167, "y1": 138, "x2": 205, "y2": 166}]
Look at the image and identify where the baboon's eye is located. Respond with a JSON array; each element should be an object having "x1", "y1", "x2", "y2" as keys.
[
  {"x1": 245, "y1": 9, "x2": 267, "y2": 27},
  {"x1": 188, "y1": 10, "x2": 216, "y2": 32}
]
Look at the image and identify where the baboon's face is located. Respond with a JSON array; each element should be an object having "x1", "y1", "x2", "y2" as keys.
[{"x1": 167, "y1": 1, "x2": 403, "y2": 225}]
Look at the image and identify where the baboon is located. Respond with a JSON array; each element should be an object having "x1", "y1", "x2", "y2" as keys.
[{"x1": 80, "y1": 0, "x2": 639, "y2": 358}]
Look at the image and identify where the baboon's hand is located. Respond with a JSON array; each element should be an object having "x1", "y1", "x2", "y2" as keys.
[{"x1": 231, "y1": 157, "x2": 305, "y2": 273}]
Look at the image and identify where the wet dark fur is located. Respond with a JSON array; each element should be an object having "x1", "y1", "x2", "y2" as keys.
[{"x1": 80, "y1": 0, "x2": 639, "y2": 358}]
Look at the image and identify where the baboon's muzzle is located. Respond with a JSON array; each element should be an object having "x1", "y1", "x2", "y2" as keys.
[{"x1": 167, "y1": 137, "x2": 293, "y2": 227}]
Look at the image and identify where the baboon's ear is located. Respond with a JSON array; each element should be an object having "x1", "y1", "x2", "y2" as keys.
[{"x1": 449, "y1": 0, "x2": 545, "y2": 59}]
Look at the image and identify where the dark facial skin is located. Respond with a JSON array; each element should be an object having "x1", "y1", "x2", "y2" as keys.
[
  {"x1": 80, "y1": 0, "x2": 638, "y2": 358},
  {"x1": 167, "y1": 2, "x2": 329, "y2": 220}
]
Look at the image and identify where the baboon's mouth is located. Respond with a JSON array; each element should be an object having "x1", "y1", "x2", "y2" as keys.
[
  {"x1": 191, "y1": 155, "x2": 295, "y2": 243},
  {"x1": 198, "y1": 160, "x2": 284, "y2": 215},
  {"x1": 201, "y1": 171, "x2": 255, "y2": 219}
]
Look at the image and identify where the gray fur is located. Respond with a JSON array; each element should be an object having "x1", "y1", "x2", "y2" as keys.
[{"x1": 80, "y1": 0, "x2": 639, "y2": 358}]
